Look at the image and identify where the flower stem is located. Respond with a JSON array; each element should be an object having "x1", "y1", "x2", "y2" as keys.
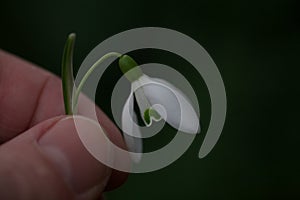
[
  {"x1": 62, "y1": 33, "x2": 76, "y2": 115},
  {"x1": 72, "y1": 52, "x2": 122, "y2": 112}
]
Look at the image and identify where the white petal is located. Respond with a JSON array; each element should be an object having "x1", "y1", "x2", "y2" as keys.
[
  {"x1": 132, "y1": 80, "x2": 162, "y2": 126},
  {"x1": 121, "y1": 92, "x2": 143, "y2": 162},
  {"x1": 139, "y1": 75, "x2": 200, "y2": 134}
]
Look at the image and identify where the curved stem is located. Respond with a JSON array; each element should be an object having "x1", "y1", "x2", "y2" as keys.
[{"x1": 72, "y1": 52, "x2": 122, "y2": 112}]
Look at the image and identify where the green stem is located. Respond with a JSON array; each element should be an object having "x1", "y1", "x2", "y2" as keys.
[
  {"x1": 62, "y1": 33, "x2": 76, "y2": 115},
  {"x1": 72, "y1": 52, "x2": 122, "y2": 112}
]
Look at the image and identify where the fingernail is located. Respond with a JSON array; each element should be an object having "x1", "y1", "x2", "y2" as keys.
[{"x1": 38, "y1": 116, "x2": 112, "y2": 195}]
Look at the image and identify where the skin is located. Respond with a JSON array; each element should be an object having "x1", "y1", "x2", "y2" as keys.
[{"x1": 0, "y1": 50, "x2": 128, "y2": 200}]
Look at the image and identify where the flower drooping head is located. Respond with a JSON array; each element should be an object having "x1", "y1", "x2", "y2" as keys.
[{"x1": 119, "y1": 55, "x2": 200, "y2": 162}]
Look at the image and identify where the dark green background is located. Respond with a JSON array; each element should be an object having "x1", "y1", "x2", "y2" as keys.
[{"x1": 1, "y1": 0, "x2": 299, "y2": 199}]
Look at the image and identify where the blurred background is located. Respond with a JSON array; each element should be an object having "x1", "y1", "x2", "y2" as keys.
[{"x1": 1, "y1": 0, "x2": 299, "y2": 199}]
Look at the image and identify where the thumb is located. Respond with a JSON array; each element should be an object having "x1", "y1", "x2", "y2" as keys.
[{"x1": 0, "y1": 116, "x2": 116, "y2": 200}]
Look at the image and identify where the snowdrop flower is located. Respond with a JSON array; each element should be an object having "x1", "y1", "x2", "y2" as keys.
[
  {"x1": 61, "y1": 33, "x2": 199, "y2": 163},
  {"x1": 119, "y1": 55, "x2": 200, "y2": 161}
]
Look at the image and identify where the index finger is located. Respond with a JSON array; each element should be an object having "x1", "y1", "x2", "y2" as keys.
[
  {"x1": 0, "y1": 50, "x2": 59, "y2": 141},
  {"x1": 0, "y1": 50, "x2": 121, "y2": 147}
]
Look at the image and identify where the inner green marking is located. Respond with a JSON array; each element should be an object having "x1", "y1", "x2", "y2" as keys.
[{"x1": 143, "y1": 108, "x2": 161, "y2": 125}]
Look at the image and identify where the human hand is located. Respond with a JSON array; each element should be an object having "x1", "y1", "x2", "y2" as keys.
[{"x1": 0, "y1": 50, "x2": 128, "y2": 200}]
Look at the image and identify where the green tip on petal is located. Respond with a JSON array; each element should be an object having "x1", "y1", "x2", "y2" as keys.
[
  {"x1": 143, "y1": 108, "x2": 161, "y2": 126},
  {"x1": 118, "y1": 55, "x2": 143, "y2": 82}
]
